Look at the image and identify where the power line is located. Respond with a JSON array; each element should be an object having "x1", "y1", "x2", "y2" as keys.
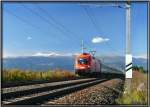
[
  {"x1": 81, "y1": 5, "x2": 122, "y2": 56},
  {"x1": 22, "y1": 4, "x2": 80, "y2": 45},
  {"x1": 81, "y1": 5, "x2": 105, "y2": 49},
  {"x1": 5, "y1": 10, "x2": 40, "y2": 30},
  {"x1": 34, "y1": 5, "x2": 94, "y2": 52},
  {"x1": 5, "y1": 10, "x2": 63, "y2": 45},
  {"x1": 88, "y1": 6, "x2": 104, "y2": 34},
  {"x1": 82, "y1": 6, "x2": 100, "y2": 34},
  {"x1": 34, "y1": 5, "x2": 81, "y2": 44},
  {"x1": 87, "y1": 6, "x2": 123, "y2": 56},
  {"x1": 90, "y1": 5, "x2": 125, "y2": 56}
]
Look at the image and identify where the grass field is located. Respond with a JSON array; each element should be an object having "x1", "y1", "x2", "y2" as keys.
[
  {"x1": 116, "y1": 70, "x2": 148, "y2": 105},
  {"x1": 2, "y1": 69, "x2": 76, "y2": 82}
]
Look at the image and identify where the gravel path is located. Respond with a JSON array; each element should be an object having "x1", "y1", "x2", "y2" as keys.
[{"x1": 45, "y1": 78, "x2": 124, "y2": 105}]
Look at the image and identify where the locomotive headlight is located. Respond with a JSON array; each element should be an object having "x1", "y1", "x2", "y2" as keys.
[
  {"x1": 87, "y1": 65, "x2": 90, "y2": 68},
  {"x1": 80, "y1": 66, "x2": 85, "y2": 69}
]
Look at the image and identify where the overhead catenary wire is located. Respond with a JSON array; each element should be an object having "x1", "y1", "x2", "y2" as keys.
[
  {"x1": 22, "y1": 4, "x2": 80, "y2": 46},
  {"x1": 79, "y1": 3, "x2": 125, "y2": 9},
  {"x1": 5, "y1": 10, "x2": 40, "y2": 30},
  {"x1": 5, "y1": 5, "x2": 87, "y2": 53},
  {"x1": 87, "y1": 6, "x2": 123, "y2": 55},
  {"x1": 82, "y1": 6, "x2": 100, "y2": 34},
  {"x1": 34, "y1": 4, "x2": 94, "y2": 52},
  {"x1": 6, "y1": 4, "x2": 123, "y2": 57},
  {"x1": 81, "y1": 4, "x2": 122, "y2": 56},
  {"x1": 34, "y1": 5, "x2": 82, "y2": 45},
  {"x1": 5, "y1": 10, "x2": 62, "y2": 45}
]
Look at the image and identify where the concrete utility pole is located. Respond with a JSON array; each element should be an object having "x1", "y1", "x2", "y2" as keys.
[
  {"x1": 125, "y1": 2, "x2": 132, "y2": 79},
  {"x1": 125, "y1": 2, "x2": 132, "y2": 94}
]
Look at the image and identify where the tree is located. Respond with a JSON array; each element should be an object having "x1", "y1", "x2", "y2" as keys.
[
  {"x1": 139, "y1": 66, "x2": 145, "y2": 73},
  {"x1": 132, "y1": 66, "x2": 146, "y2": 73},
  {"x1": 132, "y1": 66, "x2": 139, "y2": 71}
]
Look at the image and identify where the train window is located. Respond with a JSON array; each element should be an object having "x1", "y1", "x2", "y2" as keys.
[{"x1": 78, "y1": 58, "x2": 88, "y2": 65}]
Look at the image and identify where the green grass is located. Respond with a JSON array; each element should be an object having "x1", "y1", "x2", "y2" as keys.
[
  {"x1": 116, "y1": 70, "x2": 148, "y2": 105},
  {"x1": 2, "y1": 69, "x2": 76, "y2": 82}
]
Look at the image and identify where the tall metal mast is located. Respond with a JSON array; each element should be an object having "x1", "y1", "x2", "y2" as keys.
[{"x1": 81, "y1": 40, "x2": 86, "y2": 53}]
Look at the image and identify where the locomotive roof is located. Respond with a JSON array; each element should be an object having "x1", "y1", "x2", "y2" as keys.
[{"x1": 77, "y1": 53, "x2": 91, "y2": 58}]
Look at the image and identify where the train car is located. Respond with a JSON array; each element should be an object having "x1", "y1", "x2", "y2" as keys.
[{"x1": 74, "y1": 53, "x2": 101, "y2": 76}]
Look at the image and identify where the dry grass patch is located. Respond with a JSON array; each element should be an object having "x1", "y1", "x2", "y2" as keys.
[
  {"x1": 116, "y1": 70, "x2": 148, "y2": 105},
  {"x1": 2, "y1": 69, "x2": 76, "y2": 82}
]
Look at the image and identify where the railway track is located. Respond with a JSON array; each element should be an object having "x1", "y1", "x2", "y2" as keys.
[
  {"x1": 2, "y1": 78, "x2": 107, "y2": 105},
  {"x1": 2, "y1": 77, "x2": 85, "y2": 88}
]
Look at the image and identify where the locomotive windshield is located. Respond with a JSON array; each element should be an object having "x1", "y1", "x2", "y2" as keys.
[{"x1": 78, "y1": 58, "x2": 88, "y2": 65}]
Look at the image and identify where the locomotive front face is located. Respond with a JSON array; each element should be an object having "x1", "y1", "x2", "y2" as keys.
[
  {"x1": 75, "y1": 54, "x2": 91, "y2": 74},
  {"x1": 77, "y1": 58, "x2": 90, "y2": 69}
]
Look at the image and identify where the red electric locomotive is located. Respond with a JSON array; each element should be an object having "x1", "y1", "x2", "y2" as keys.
[{"x1": 74, "y1": 52, "x2": 101, "y2": 76}]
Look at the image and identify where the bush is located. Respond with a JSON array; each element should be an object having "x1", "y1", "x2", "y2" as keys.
[{"x1": 132, "y1": 66, "x2": 146, "y2": 73}]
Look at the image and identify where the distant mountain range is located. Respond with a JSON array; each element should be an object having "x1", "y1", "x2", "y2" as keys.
[{"x1": 2, "y1": 55, "x2": 147, "y2": 72}]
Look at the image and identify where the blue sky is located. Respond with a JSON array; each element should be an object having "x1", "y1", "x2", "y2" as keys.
[{"x1": 3, "y1": 2, "x2": 147, "y2": 58}]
